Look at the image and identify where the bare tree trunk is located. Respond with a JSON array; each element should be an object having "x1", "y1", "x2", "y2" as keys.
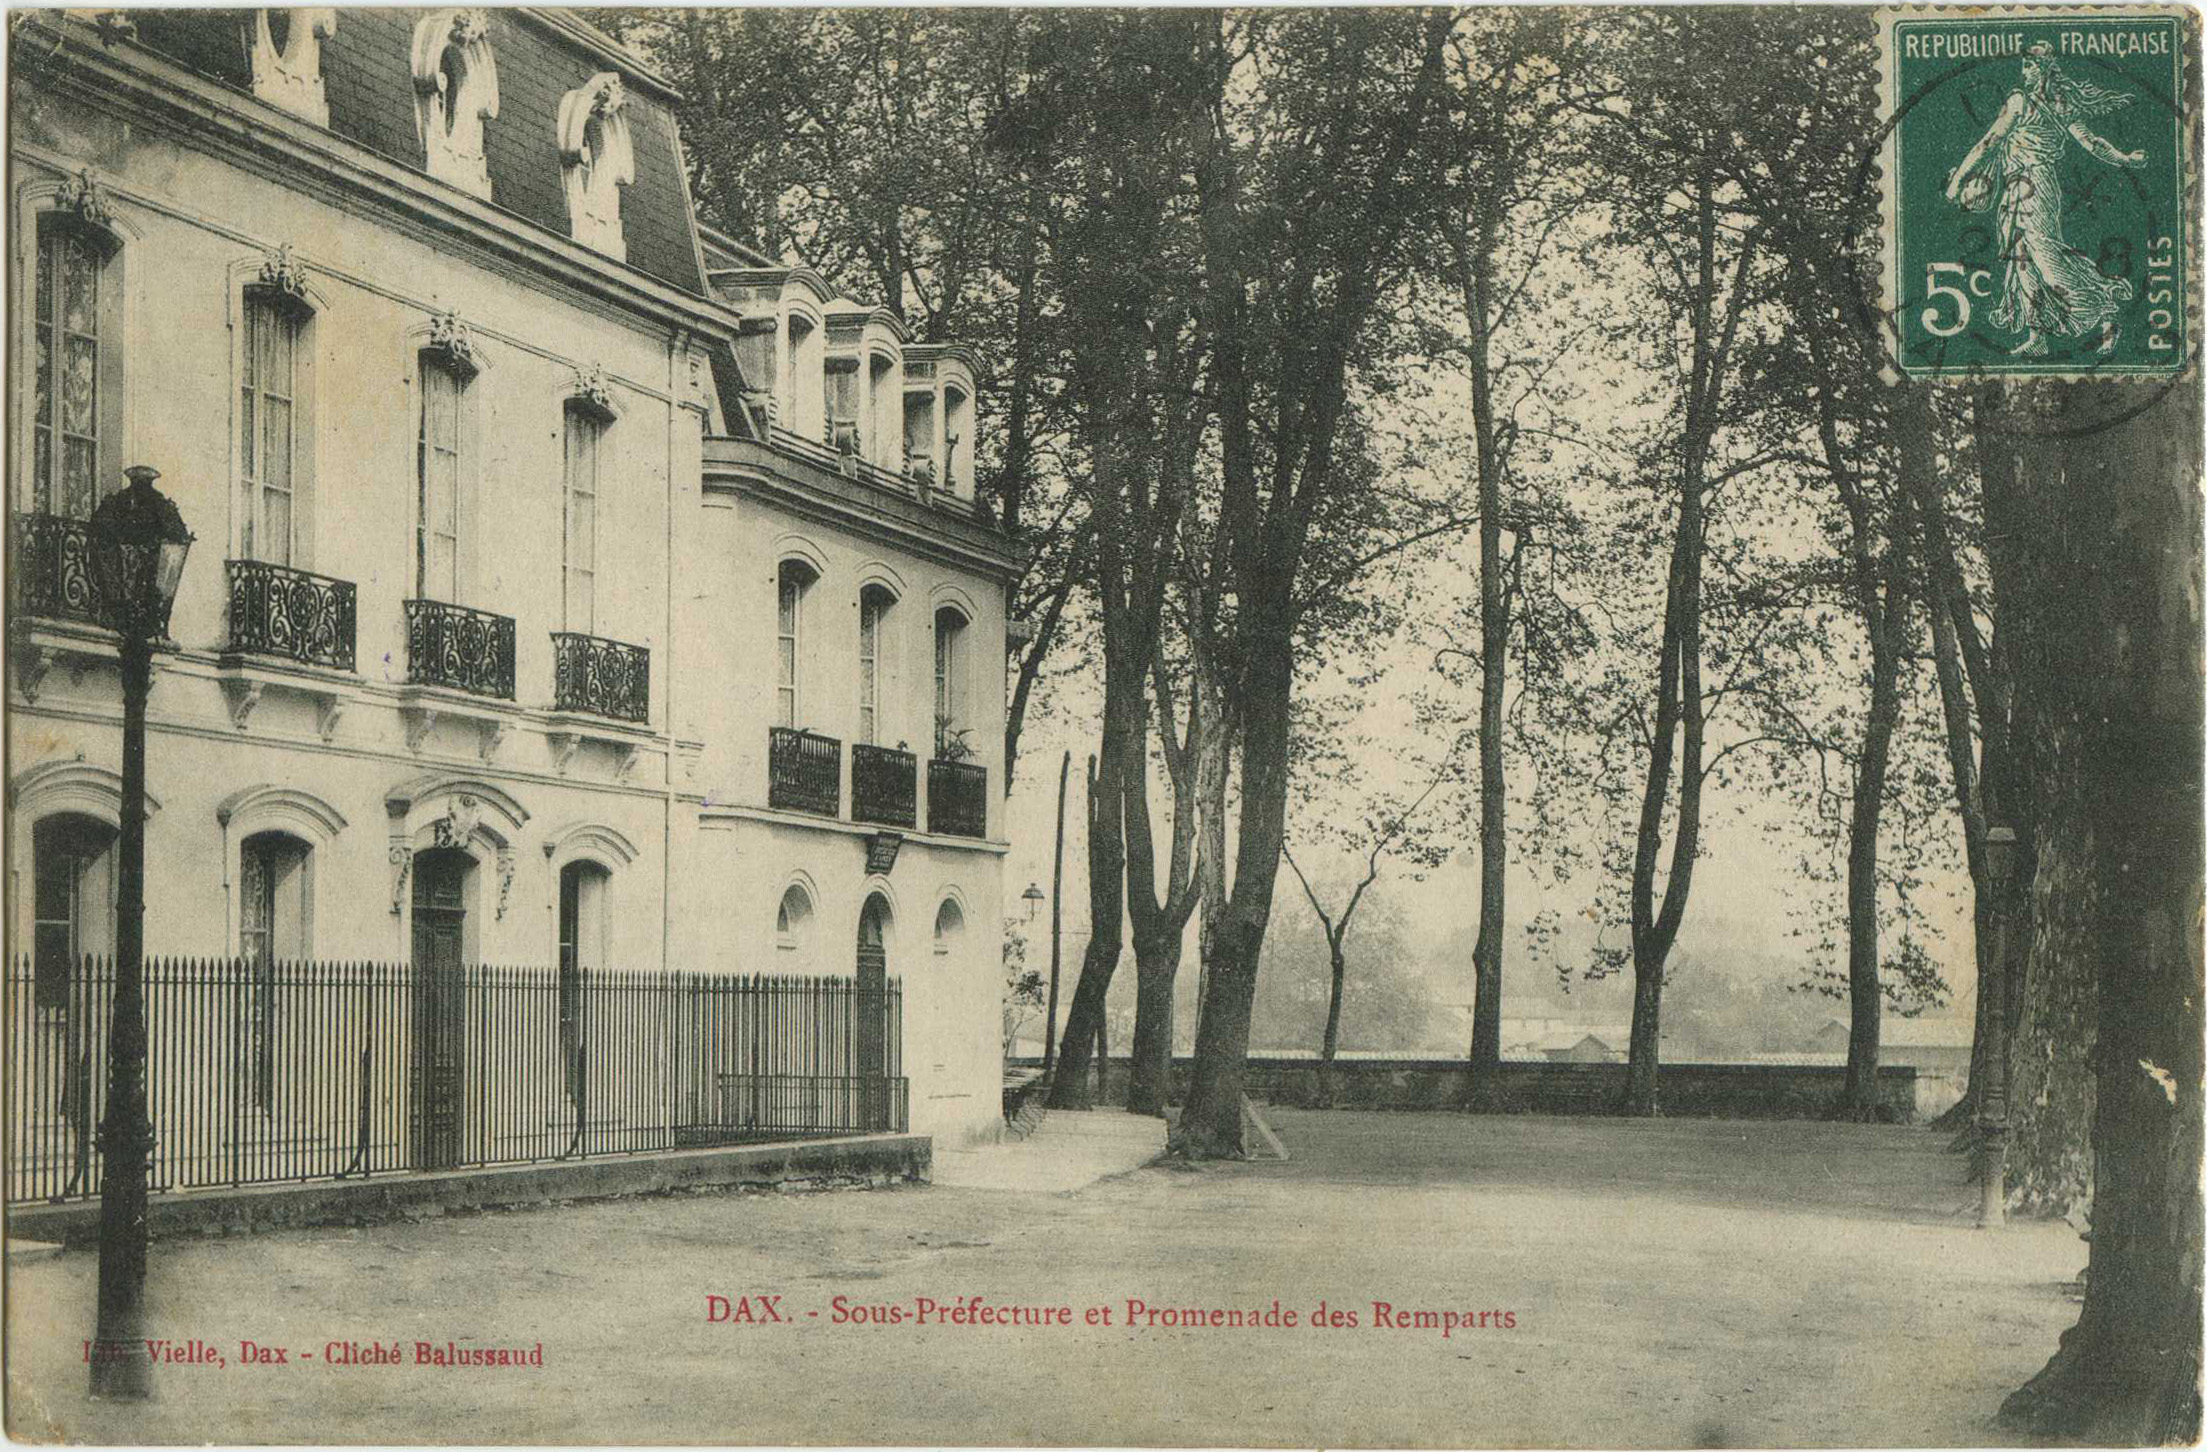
[
  {"x1": 1836, "y1": 416, "x2": 1917, "y2": 1118},
  {"x1": 1446, "y1": 203, "x2": 1512, "y2": 1109},
  {"x1": 1043, "y1": 750, "x2": 1070, "y2": 1073},
  {"x1": 1049, "y1": 752, "x2": 1124, "y2": 1110},
  {"x1": 1181, "y1": 641, "x2": 1295, "y2": 1156},
  {"x1": 1619, "y1": 173, "x2": 1733, "y2": 1117},
  {"x1": 1993, "y1": 379, "x2": 2202, "y2": 1443},
  {"x1": 1126, "y1": 934, "x2": 1183, "y2": 1115},
  {"x1": 1839, "y1": 644, "x2": 1900, "y2": 1120},
  {"x1": 1977, "y1": 384, "x2": 2093, "y2": 1215}
]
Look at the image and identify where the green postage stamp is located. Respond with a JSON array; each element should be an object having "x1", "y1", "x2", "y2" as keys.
[{"x1": 1878, "y1": 6, "x2": 2194, "y2": 381}]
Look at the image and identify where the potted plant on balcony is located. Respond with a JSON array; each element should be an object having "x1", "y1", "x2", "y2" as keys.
[{"x1": 934, "y1": 714, "x2": 975, "y2": 763}]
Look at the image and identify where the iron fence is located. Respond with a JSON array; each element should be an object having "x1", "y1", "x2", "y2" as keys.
[{"x1": 5, "y1": 956, "x2": 904, "y2": 1205}]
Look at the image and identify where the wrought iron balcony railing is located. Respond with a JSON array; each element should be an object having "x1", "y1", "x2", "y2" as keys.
[
  {"x1": 403, "y1": 598, "x2": 515, "y2": 701},
  {"x1": 769, "y1": 727, "x2": 841, "y2": 817},
  {"x1": 928, "y1": 758, "x2": 988, "y2": 839},
  {"x1": 11, "y1": 512, "x2": 105, "y2": 628},
  {"x1": 851, "y1": 743, "x2": 917, "y2": 829},
  {"x1": 551, "y1": 632, "x2": 649, "y2": 723},
  {"x1": 225, "y1": 559, "x2": 357, "y2": 672}
]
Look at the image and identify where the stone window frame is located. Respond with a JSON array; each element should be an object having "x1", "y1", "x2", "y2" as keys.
[
  {"x1": 411, "y1": 9, "x2": 501, "y2": 202},
  {"x1": 16, "y1": 172, "x2": 137, "y2": 519},
  {"x1": 228, "y1": 246, "x2": 326, "y2": 571},
  {"x1": 557, "y1": 73, "x2": 635, "y2": 261},
  {"x1": 247, "y1": 8, "x2": 338, "y2": 128}
]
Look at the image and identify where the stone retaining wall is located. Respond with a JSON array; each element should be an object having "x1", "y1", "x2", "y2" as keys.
[{"x1": 1015, "y1": 1057, "x2": 1919, "y2": 1122}]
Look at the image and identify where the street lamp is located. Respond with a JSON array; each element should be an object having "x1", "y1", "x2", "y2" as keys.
[
  {"x1": 85, "y1": 465, "x2": 192, "y2": 1401},
  {"x1": 1978, "y1": 823, "x2": 2019, "y2": 1231},
  {"x1": 1021, "y1": 881, "x2": 1045, "y2": 923}
]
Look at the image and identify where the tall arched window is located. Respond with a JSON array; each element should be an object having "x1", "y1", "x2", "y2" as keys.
[
  {"x1": 417, "y1": 353, "x2": 468, "y2": 600},
  {"x1": 240, "y1": 831, "x2": 311, "y2": 1110},
  {"x1": 241, "y1": 288, "x2": 313, "y2": 566},
  {"x1": 32, "y1": 814, "x2": 115, "y2": 1011},
  {"x1": 933, "y1": 896, "x2": 965, "y2": 959},
  {"x1": 858, "y1": 585, "x2": 894, "y2": 745},
  {"x1": 562, "y1": 404, "x2": 602, "y2": 632},
  {"x1": 786, "y1": 314, "x2": 823, "y2": 438},
  {"x1": 776, "y1": 882, "x2": 814, "y2": 954},
  {"x1": 30, "y1": 218, "x2": 123, "y2": 519},
  {"x1": 777, "y1": 560, "x2": 815, "y2": 729},
  {"x1": 934, "y1": 607, "x2": 968, "y2": 756}
]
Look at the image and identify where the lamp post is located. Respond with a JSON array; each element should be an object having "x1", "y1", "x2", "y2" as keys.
[
  {"x1": 1978, "y1": 823, "x2": 2019, "y2": 1231},
  {"x1": 85, "y1": 465, "x2": 192, "y2": 1401},
  {"x1": 1021, "y1": 881, "x2": 1045, "y2": 923}
]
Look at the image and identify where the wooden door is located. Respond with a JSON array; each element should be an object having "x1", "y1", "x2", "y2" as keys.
[
  {"x1": 856, "y1": 899, "x2": 889, "y2": 1131},
  {"x1": 409, "y1": 851, "x2": 468, "y2": 1170}
]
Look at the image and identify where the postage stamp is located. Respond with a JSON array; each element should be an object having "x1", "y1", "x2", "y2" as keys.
[{"x1": 1877, "y1": 6, "x2": 2194, "y2": 382}]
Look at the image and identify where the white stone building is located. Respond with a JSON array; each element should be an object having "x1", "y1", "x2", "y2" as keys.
[{"x1": 6, "y1": 7, "x2": 1016, "y2": 1175}]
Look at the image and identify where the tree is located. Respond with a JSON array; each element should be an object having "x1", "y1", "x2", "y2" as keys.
[
  {"x1": 1001, "y1": 922, "x2": 1046, "y2": 1057},
  {"x1": 987, "y1": 10, "x2": 1212, "y2": 1113},
  {"x1": 1426, "y1": 9, "x2": 1598, "y2": 1106},
  {"x1": 1987, "y1": 378, "x2": 2201, "y2": 1443},
  {"x1": 1245, "y1": 888, "x2": 1435, "y2": 1056},
  {"x1": 1282, "y1": 749, "x2": 1455, "y2": 1100},
  {"x1": 1175, "y1": 8, "x2": 1458, "y2": 1156}
]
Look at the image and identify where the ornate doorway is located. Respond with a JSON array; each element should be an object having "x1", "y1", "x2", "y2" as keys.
[{"x1": 409, "y1": 848, "x2": 471, "y2": 1169}]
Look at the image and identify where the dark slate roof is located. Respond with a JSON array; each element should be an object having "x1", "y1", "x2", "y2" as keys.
[{"x1": 122, "y1": 8, "x2": 706, "y2": 297}]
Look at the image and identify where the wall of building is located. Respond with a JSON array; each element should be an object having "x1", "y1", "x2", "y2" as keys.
[
  {"x1": 675, "y1": 483, "x2": 1012, "y2": 1146},
  {"x1": 10, "y1": 15, "x2": 1014, "y2": 1158},
  {"x1": 9, "y1": 80, "x2": 700, "y2": 971}
]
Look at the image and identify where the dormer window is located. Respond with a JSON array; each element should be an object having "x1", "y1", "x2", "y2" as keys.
[
  {"x1": 412, "y1": 9, "x2": 499, "y2": 201},
  {"x1": 248, "y1": 8, "x2": 336, "y2": 127},
  {"x1": 942, "y1": 384, "x2": 973, "y2": 499},
  {"x1": 826, "y1": 358, "x2": 862, "y2": 456},
  {"x1": 558, "y1": 74, "x2": 634, "y2": 260}
]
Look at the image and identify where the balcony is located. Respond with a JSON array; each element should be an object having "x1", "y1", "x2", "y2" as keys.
[
  {"x1": 769, "y1": 727, "x2": 841, "y2": 817},
  {"x1": 11, "y1": 512, "x2": 105, "y2": 628},
  {"x1": 403, "y1": 598, "x2": 515, "y2": 700},
  {"x1": 851, "y1": 743, "x2": 917, "y2": 829},
  {"x1": 551, "y1": 632, "x2": 649, "y2": 723},
  {"x1": 927, "y1": 758, "x2": 988, "y2": 839},
  {"x1": 225, "y1": 559, "x2": 357, "y2": 672}
]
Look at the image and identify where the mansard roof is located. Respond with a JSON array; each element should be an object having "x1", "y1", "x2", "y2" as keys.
[{"x1": 124, "y1": 8, "x2": 707, "y2": 296}]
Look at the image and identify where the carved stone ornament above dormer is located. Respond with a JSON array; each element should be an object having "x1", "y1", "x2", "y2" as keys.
[
  {"x1": 557, "y1": 72, "x2": 635, "y2": 261},
  {"x1": 257, "y1": 243, "x2": 311, "y2": 302},
  {"x1": 248, "y1": 8, "x2": 337, "y2": 128},
  {"x1": 54, "y1": 168, "x2": 113, "y2": 229},
  {"x1": 412, "y1": 9, "x2": 499, "y2": 201},
  {"x1": 424, "y1": 309, "x2": 479, "y2": 377}
]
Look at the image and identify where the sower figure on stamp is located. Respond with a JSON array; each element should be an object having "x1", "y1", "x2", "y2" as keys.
[{"x1": 1944, "y1": 41, "x2": 2147, "y2": 357}]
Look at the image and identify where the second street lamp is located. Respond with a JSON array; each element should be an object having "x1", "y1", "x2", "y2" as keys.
[{"x1": 84, "y1": 464, "x2": 193, "y2": 1401}]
